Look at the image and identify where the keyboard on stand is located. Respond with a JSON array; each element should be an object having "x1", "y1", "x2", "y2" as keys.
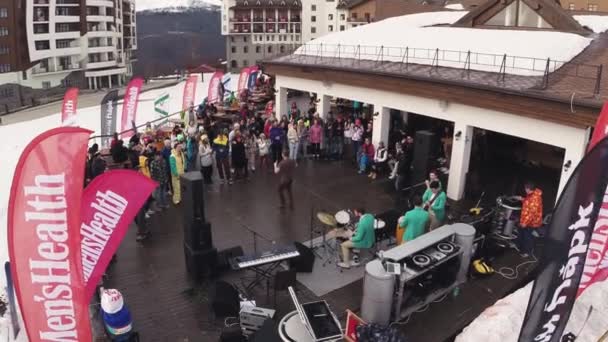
[
  {"x1": 229, "y1": 244, "x2": 300, "y2": 295},
  {"x1": 230, "y1": 245, "x2": 300, "y2": 270}
]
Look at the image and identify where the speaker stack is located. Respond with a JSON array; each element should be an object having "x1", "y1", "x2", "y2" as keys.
[
  {"x1": 412, "y1": 130, "x2": 435, "y2": 184},
  {"x1": 181, "y1": 172, "x2": 217, "y2": 280}
]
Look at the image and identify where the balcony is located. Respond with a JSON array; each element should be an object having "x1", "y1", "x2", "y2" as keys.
[
  {"x1": 87, "y1": 60, "x2": 117, "y2": 69},
  {"x1": 234, "y1": 16, "x2": 251, "y2": 22},
  {"x1": 34, "y1": 0, "x2": 49, "y2": 4},
  {"x1": 86, "y1": 0, "x2": 114, "y2": 6},
  {"x1": 87, "y1": 15, "x2": 114, "y2": 22},
  {"x1": 32, "y1": 62, "x2": 82, "y2": 75},
  {"x1": 56, "y1": 0, "x2": 80, "y2": 5},
  {"x1": 290, "y1": 16, "x2": 300, "y2": 22}
]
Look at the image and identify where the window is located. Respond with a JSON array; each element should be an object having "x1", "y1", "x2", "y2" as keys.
[
  {"x1": 311, "y1": 4, "x2": 316, "y2": 10},
  {"x1": 35, "y1": 41, "x2": 50, "y2": 50},
  {"x1": 0, "y1": 27, "x2": 8, "y2": 36},
  {"x1": 328, "y1": 25, "x2": 333, "y2": 31},
  {"x1": 271, "y1": 35, "x2": 274, "y2": 41},
  {"x1": 244, "y1": 36, "x2": 247, "y2": 42},
  {"x1": 339, "y1": 25, "x2": 345, "y2": 31},
  {"x1": 230, "y1": 36, "x2": 235, "y2": 42},
  {"x1": 56, "y1": 39, "x2": 71, "y2": 48},
  {"x1": 0, "y1": 87, "x2": 14, "y2": 97},
  {"x1": 0, "y1": 8, "x2": 8, "y2": 18},
  {"x1": 244, "y1": 46, "x2": 248, "y2": 53},
  {"x1": 340, "y1": 14, "x2": 345, "y2": 20},
  {"x1": 256, "y1": 46, "x2": 261, "y2": 53},
  {"x1": 231, "y1": 46, "x2": 236, "y2": 53},
  {"x1": 267, "y1": 35, "x2": 270, "y2": 41},
  {"x1": 0, "y1": 46, "x2": 8, "y2": 55},
  {"x1": 328, "y1": 14, "x2": 333, "y2": 20},
  {"x1": 243, "y1": 60, "x2": 248, "y2": 66},
  {"x1": 22, "y1": 71, "x2": 27, "y2": 80},
  {"x1": 311, "y1": 15, "x2": 316, "y2": 22},
  {"x1": 280, "y1": 45, "x2": 285, "y2": 53},
  {"x1": 0, "y1": 64, "x2": 10, "y2": 73},
  {"x1": 311, "y1": 26, "x2": 316, "y2": 33},
  {"x1": 268, "y1": 45, "x2": 272, "y2": 53},
  {"x1": 296, "y1": 35, "x2": 300, "y2": 41},
  {"x1": 568, "y1": 2, "x2": 575, "y2": 9},
  {"x1": 352, "y1": 12, "x2": 358, "y2": 19},
  {"x1": 42, "y1": 81, "x2": 51, "y2": 89},
  {"x1": 278, "y1": 35, "x2": 282, "y2": 41},
  {"x1": 588, "y1": 3, "x2": 598, "y2": 10},
  {"x1": 231, "y1": 60, "x2": 238, "y2": 68}
]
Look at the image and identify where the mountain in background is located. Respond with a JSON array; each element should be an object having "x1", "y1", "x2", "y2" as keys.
[
  {"x1": 136, "y1": 0, "x2": 221, "y2": 13},
  {"x1": 135, "y1": 6, "x2": 225, "y2": 77}
]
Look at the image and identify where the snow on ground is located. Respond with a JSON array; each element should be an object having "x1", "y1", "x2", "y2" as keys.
[
  {"x1": 456, "y1": 280, "x2": 608, "y2": 341},
  {"x1": 0, "y1": 74, "x2": 213, "y2": 341},
  {"x1": 574, "y1": 15, "x2": 608, "y2": 33},
  {"x1": 295, "y1": 11, "x2": 593, "y2": 76},
  {"x1": 136, "y1": 0, "x2": 220, "y2": 12},
  {"x1": 445, "y1": 3, "x2": 465, "y2": 10}
]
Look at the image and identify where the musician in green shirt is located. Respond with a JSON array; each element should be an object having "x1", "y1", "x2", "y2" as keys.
[
  {"x1": 399, "y1": 196, "x2": 429, "y2": 244},
  {"x1": 338, "y1": 209, "x2": 375, "y2": 269},
  {"x1": 423, "y1": 181, "x2": 447, "y2": 230}
]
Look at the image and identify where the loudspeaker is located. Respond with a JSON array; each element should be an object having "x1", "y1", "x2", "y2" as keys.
[
  {"x1": 183, "y1": 243, "x2": 217, "y2": 280},
  {"x1": 289, "y1": 242, "x2": 315, "y2": 273},
  {"x1": 184, "y1": 218, "x2": 213, "y2": 250},
  {"x1": 180, "y1": 171, "x2": 206, "y2": 222},
  {"x1": 216, "y1": 246, "x2": 245, "y2": 272},
  {"x1": 412, "y1": 130, "x2": 435, "y2": 184},
  {"x1": 212, "y1": 281, "x2": 240, "y2": 318}
]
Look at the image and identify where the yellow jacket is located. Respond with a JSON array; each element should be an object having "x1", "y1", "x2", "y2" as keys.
[
  {"x1": 170, "y1": 149, "x2": 185, "y2": 177},
  {"x1": 139, "y1": 155, "x2": 151, "y2": 178}
]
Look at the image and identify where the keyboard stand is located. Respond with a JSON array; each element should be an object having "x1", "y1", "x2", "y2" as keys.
[{"x1": 239, "y1": 260, "x2": 285, "y2": 296}]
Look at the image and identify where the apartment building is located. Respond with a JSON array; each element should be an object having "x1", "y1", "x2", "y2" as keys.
[
  {"x1": 0, "y1": 0, "x2": 137, "y2": 112},
  {"x1": 221, "y1": 0, "x2": 303, "y2": 71},
  {"x1": 221, "y1": 0, "x2": 353, "y2": 71},
  {"x1": 563, "y1": 0, "x2": 608, "y2": 12},
  {"x1": 300, "y1": 0, "x2": 349, "y2": 42}
]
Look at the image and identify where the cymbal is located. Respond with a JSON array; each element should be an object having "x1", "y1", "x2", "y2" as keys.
[{"x1": 317, "y1": 212, "x2": 337, "y2": 226}]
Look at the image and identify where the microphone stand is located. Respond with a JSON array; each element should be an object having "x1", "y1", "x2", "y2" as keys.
[{"x1": 239, "y1": 221, "x2": 274, "y2": 256}]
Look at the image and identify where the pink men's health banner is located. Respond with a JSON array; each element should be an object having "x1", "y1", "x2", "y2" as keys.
[
  {"x1": 207, "y1": 71, "x2": 224, "y2": 104},
  {"x1": 120, "y1": 77, "x2": 144, "y2": 139},
  {"x1": 237, "y1": 67, "x2": 251, "y2": 94},
  {"x1": 7, "y1": 127, "x2": 93, "y2": 342},
  {"x1": 61, "y1": 87, "x2": 79, "y2": 126},
  {"x1": 182, "y1": 74, "x2": 198, "y2": 112},
  {"x1": 80, "y1": 169, "x2": 157, "y2": 300}
]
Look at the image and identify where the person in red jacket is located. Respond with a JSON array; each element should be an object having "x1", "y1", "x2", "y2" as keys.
[
  {"x1": 358, "y1": 138, "x2": 375, "y2": 174},
  {"x1": 516, "y1": 181, "x2": 543, "y2": 256}
]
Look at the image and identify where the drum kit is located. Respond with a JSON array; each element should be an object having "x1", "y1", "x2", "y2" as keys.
[{"x1": 314, "y1": 209, "x2": 386, "y2": 267}]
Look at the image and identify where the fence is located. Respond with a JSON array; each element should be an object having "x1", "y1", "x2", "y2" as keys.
[{"x1": 277, "y1": 43, "x2": 603, "y2": 95}]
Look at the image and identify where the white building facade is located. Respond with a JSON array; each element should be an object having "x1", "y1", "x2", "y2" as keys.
[
  {"x1": 221, "y1": 0, "x2": 349, "y2": 71},
  {"x1": 22, "y1": 0, "x2": 136, "y2": 90}
]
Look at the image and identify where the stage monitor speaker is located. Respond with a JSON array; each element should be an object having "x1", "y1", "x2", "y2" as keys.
[
  {"x1": 289, "y1": 242, "x2": 315, "y2": 273},
  {"x1": 213, "y1": 281, "x2": 240, "y2": 318},
  {"x1": 412, "y1": 130, "x2": 435, "y2": 184},
  {"x1": 183, "y1": 243, "x2": 217, "y2": 280},
  {"x1": 184, "y1": 218, "x2": 213, "y2": 250},
  {"x1": 181, "y1": 171, "x2": 206, "y2": 222},
  {"x1": 216, "y1": 246, "x2": 245, "y2": 272}
]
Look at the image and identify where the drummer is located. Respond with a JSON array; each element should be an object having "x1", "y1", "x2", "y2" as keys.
[{"x1": 325, "y1": 208, "x2": 362, "y2": 241}]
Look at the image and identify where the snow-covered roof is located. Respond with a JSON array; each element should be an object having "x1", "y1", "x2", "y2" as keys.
[
  {"x1": 574, "y1": 15, "x2": 608, "y2": 33},
  {"x1": 445, "y1": 3, "x2": 465, "y2": 10},
  {"x1": 294, "y1": 11, "x2": 593, "y2": 76}
]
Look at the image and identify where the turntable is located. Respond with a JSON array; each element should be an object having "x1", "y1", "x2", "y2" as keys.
[
  {"x1": 406, "y1": 253, "x2": 433, "y2": 271},
  {"x1": 436, "y1": 240, "x2": 459, "y2": 255}
]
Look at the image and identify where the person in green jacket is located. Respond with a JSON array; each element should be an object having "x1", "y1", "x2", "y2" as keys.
[
  {"x1": 338, "y1": 209, "x2": 375, "y2": 269},
  {"x1": 399, "y1": 195, "x2": 429, "y2": 244},
  {"x1": 423, "y1": 181, "x2": 447, "y2": 230}
]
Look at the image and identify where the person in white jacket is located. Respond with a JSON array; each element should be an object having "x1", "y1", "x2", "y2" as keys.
[
  {"x1": 257, "y1": 133, "x2": 270, "y2": 171},
  {"x1": 199, "y1": 135, "x2": 214, "y2": 184},
  {"x1": 369, "y1": 141, "x2": 388, "y2": 180}
]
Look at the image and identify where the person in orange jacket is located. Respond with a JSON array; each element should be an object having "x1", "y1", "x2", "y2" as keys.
[{"x1": 516, "y1": 181, "x2": 543, "y2": 257}]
